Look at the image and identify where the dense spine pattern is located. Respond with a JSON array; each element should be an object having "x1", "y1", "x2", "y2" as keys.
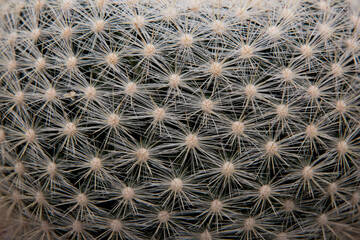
[{"x1": 0, "y1": 0, "x2": 360, "y2": 239}]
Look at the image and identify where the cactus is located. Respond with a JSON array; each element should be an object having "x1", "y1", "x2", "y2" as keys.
[{"x1": 0, "y1": 0, "x2": 360, "y2": 239}]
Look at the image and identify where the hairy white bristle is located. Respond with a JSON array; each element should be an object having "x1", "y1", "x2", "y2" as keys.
[
  {"x1": 24, "y1": 129, "x2": 36, "y2": 143},
  {"x1": 61, "y1": 26, "x2": 73, "y2": 40},
  {"x1": 67, "y1": 91, "x2": 76, "y2": 99},
  {"x1": 265, "y1": 140, "x2": 278, "y2": 156},
  {"x1": 236, "y1": 7, "x2": 249, "y2": 20},
  {"x1": 135, "y1": 148, "x2": 149, "y2": 163},
  {"x1": 35, "y1": 191, "x2": 45, "y2": 204},
  {"x1": 281, "y1": 68, "x2": 294, "y2": 82},
  {"x1": 132, "y1": 15, "x2": 145, "y2": 29},
  {"x1": 96, "y1": 0, "x2": 108, "y2": 9},
  {"x1": 239, "y1": 45, "x2": 254, "y2": 58},
  {"x1": 63, "y1": 122, "x2": 77, "y2": 137},
  {"x1": 259, "y1": 185, "x2": 272, "y2": 199},
  {"x1": 125, "y1": 0, "x2": 139, "y2": 6},
  {"x1": 281, "y1": 8, "x2": 294, "y2": 20},
  {"x1": 317, "y1": 214, "x2": 328, "y2": 226},
  {"x1": 209, "y1": 61, "x2": 223, "y2": 77},
  {"x1": 11, "y1": 191, "x2": 21, "y2": 202},
  {"x1": 336, "y1": 140, "x2": 349, "y2": 155},
  {"x1": 35, "y1": 57, "x2": 46, "y2": 71},
  {"x1": 13, "y1": 91, "x2": 25, "y2": 106},
  {"x1": 14, "y1": 162, "x2": 24, "y2": 175},
  {"x1": 305, "y1": 124, "x2": 318, "y2": 138},
  {"x1": 0, "y1": 129, "x2": 5, "y2": 142},
  {"x1": 232, "y1": 121, "x2": 245, "y2": 135},
  {"x1": 122, "y1": 187, "x2": 135, "y2": 201},
  {"x1": 307, "y1": 85, "x2": 320, "y2": 99},
  {"x1": 84, "y1": 86, "x2": 97, "y2": 100},
  {"x1": 61, "y1": 0, "x2": 74, "y2": 11},
  {"x1": 170, "y1": 178, "x2": 183, "y2": 192},
  {"x1": 34, "y1": 0, "x2": 46, "y2": 11},
  {"x1": 318, "y1": 23, "x2": 333, "y2": 38},
  {"x1": 46, "y1": 162, "x2": 58, "y2": 177},
  {"x1": 180, "y1": 34, "x2": 194, "y2": 48},
  {"x1": 300, "y1": 44, "x2": 314, "y2": 58},
  {"x1": 107, "y1": 113, "x2": 120, "y2": 128},
  {"x1": 210, "y1": 199, "x2": 223, "y2": 213},
  {"x1": 335, "y1": 100, "x2": 346, "y2": 114},
  {"x1": 162, "y1": 7, "x2": 177, "y2": 21},
  {"x1": 125, "y1": 82, "x2": 137, "y2": 96},
  {"x1": 90, "y1": 157, "x2": 102, "y2": 172},
  {"x1": 327, "y1": 182, "x2": 338, "y2": 195},
  {"x1": 277, "y1": 232, "x2": 288, "y2": 240},
  {"x1": 201, "y1": 99, "x2": 214, "y2": 113},
  {"x1": 266, "y1": 26, "x2": 281, "y2": 39},
  {"x1": 245, "y1": 84, "x2": 257, "y2": 99},
  {"x1": 76, "y1": 193, "x2": 88, "y2": 206},
  {"x1": 185, "y1": 134, "x2": 199, "y2": 148},
  {"x1": 211, "y1": 20, "x2": 226, "y2": 35},
  {"x1": 8, "y1": 32, "x2": 17, "y2": 46},
  {"x1": 153, "y1": 107, "x2": 166, "y2": 122},
  {"x1": 244, "y1": 217, "x2": 256, "y2": 230},
  {"x1": 44, "y1": 87, "x2": 57, "y2": 102},
  {"x1": 40, "y1": 221, "x2": 50, "y2": 232},
  {"x1": 345, "y1": 38, "x2": 358, "y2": 51},
  {"x1": 7, "y1": 60, "x2": 17, "y2": 72},
  {"x1": 351, "y1": 191, "x2": 360, "y2": 204},
  {"x1": 350, "y1": 15, "x2": 360, "y2": 28},
  {"x1": 318, "y1": 1, "x2": 329, "y2": 11},
  {"x1": 92, "y1": 19, "x2": 105, "y2": 33},
  {"x1": 30, "y1": 28, "x2": 41, "y2": 41},
  {"x1": 14, "y1": 3, "x2": 25, "y2": 13},
  {"x1": 221, "y1": 161, "x2": 235, "y2": 177},
  {"x1": 331, "y1": 63, "x2": 343, "y2": 77},
  {"x1": 158, "y1": 210, "x2": 170, "y2": 223},
  {"x1": 302, "y1": 166, "x2": 313, "y2": 180},
  {"x1": 72, "y1": 220, "x2": 83, "y2": 233},
  {"x1": 66, "y1": 57, "x2": 77, "y2": 70},
  {"x1": 284, "y1": 200, "x2": 295, "y2": 213},
  {"x1": 276, "y1": 104, "x2": 289, "y2": 119},
  {"x1": 187, "y1": 0, "x2": 202, "y2": 11},
  {"x1": 168, "y1": 74, "x2": 181, "y2": 87},
  {"x1": 143, "y1": 44, "x2": 156, "y2": 58},
  {"x1": 200, "y1": 230, "x2": 212, "y2": 240},
  {"x1": 110, "y1": 219, "x2": 123, "y2": 232},
  {"x1": 107, "y1": 53, "x2": 118, "y2": 65}
]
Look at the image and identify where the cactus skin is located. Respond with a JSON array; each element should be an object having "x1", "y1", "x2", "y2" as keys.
[{"x1": 0, "y1": 0, "x2": 360, "y2": 239}]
